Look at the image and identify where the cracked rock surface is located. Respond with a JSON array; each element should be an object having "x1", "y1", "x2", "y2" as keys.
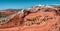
[{"x1": 0, "y1": 5, "x2": 60, "y2": 31}]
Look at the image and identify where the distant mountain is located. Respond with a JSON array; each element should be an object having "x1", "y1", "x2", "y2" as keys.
[{"x1": 6, "y1": 9, "x2": 23, "y2": 11}]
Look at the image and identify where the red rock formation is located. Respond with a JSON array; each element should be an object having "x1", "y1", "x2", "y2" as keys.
[{"x1": 0, "y1": 5, "x2": 60, "y2": 31}]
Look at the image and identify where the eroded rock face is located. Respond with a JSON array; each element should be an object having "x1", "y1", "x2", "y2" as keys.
[{"x1": 0, "y1": 5, "x2": 60, "y2": 31}]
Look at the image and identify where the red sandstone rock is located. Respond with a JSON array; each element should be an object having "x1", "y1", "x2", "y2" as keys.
[{"x1": 0, "y1": 5, "x2": 60, "y2": 31}]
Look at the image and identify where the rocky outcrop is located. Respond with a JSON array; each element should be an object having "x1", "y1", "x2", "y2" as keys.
[{"x1": 0, "y1": 5, "x2": 60, "y2": 31}]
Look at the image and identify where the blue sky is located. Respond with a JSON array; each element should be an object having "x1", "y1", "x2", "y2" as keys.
[{"x1": 0, "y1": 0, "x2": 60, "y2": 10}]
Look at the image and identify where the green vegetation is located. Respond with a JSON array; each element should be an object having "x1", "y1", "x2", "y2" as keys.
[{"x1": 0, "y1": 12, "x2": 12, "y2": 21}]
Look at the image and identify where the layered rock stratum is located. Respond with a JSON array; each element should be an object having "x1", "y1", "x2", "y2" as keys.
[{"x1": 0, "y1": 5, "x2": 60, "y2": 31}]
